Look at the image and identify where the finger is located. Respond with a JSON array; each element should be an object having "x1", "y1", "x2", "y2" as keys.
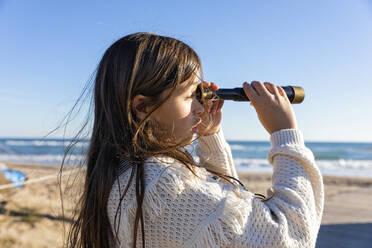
[
  {"x1": 211, "y1": 100, "x2": 219, "y2": 114},
  {"x1": 271, "y1": 83, "x2": 280, "y2": 97},
  {"x1": 207, "y1": 100, "x2": 213, "y2": 111},
  {"x1": 277, "y1": 86, "x2": 285, "y2": 96},
  {"x1": 201, "y1": 81, "x2": 210, "y2": 89},
  {"x1": 264, "y1": 82, "x2": 281, "y2": 98},
  {"x1": 242, "y1": 82, "x2": 258, "y2": 103},
  {"x1": 263, "y1": 82, "x2": 275, "y2": 95},
  {"x1": 217, "y1": 99, "x2": 224, "y2": 111},
  {"x1": 211, "y1": 99, "x2": 224, "y2": 114},
  {"x1": 209, "y1": 82, "x2": 219, "y2": 91},
  {"x1": 251, "y1": 81, "x2": 271, "y2": 96},
  {"x1": 205, "y1": 99, "x2": 213, "y2": 113},
  {"x1": 277, "y1": 86, "x2": 289, "y2": 101}
]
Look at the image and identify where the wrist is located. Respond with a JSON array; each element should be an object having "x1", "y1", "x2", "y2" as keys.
[
  {"x1": 197, "y1": 128, "x2": 226, "y2": 152},
  {"x1": 270, "y1": 128, "x2": 304, "y2": 147},
  {"x1": 199, "y1": 126, "x2": 220, "y2": 136},
  {"x1": 269, "y1": 124, "x2": 297, "y2": 135}
]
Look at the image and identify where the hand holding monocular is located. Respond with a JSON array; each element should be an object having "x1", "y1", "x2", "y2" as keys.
[{"x1": 196, "y1": 85, "x2": 305, "y2": 104}]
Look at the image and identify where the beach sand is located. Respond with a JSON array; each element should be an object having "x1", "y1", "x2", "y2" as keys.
[{"x1": 0, "y1": 163, "x2": 371, "y2": 247}]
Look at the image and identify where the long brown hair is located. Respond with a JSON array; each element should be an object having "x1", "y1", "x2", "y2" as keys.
[{"x1": 62, "y1": 32, "x2": 240, "y2": 248}]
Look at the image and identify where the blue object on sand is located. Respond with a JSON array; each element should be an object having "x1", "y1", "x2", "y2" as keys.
[{"x1": 1, "y1": 168, "x2": 27, "y2": 189}]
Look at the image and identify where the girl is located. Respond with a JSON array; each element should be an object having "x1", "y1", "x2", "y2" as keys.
[{"x1": 66, "y1": 32, "x2": 324, "y2": 248}]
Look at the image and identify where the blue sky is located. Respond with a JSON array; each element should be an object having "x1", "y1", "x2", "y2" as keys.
[{"x1": 0, "y1": 0, "x2": 371, "y2": 142}]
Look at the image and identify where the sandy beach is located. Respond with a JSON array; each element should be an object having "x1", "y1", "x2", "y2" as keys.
[{"x1": 1, "y1": 163, "x2": 371, "y2": 247}]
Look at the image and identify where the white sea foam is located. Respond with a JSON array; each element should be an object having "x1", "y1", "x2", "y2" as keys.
[
  {"x1": 234, "y1": 158, "x2": 273, "y2": 173},
  {"x1": 1, "y1": 154, "x2": 372, "y2": 178},
  {"x1": 316, "y1": 159, "x2": 372, "y2": 177},
  {"x1": 230, "y1": 145, "x2": 269, "y2": 152},
  {"x1": 5, "y1": 140, "x2": 89, "y2": 147},
  {"x1": 229, "y1": 145, "x2": 247, "y2": 151},
  {"x1": 0, "y1": 154, "x2": 85, "y2": 166},
  {"x1": 234, "y1": 158, "x2": 372, "y2": 178}
]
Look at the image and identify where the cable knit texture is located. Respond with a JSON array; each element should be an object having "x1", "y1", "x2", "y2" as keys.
[{"x1": 107, "y1": 128, "x2": 324, "y2": 248}]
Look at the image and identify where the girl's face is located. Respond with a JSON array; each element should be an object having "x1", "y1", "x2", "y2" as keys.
[{"x1": 152, "y1": 75, "x2": 205, "y2": 143}]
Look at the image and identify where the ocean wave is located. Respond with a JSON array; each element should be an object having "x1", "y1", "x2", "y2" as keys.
[
  {"x1": 234, "y1": 158, "x2": 372, "y2": 178},
  {"x1": 317, "y1": 159, "x2": 372, "y2": 170},
  {"x1": 4, "y1": 140, "x2": 89, "y2": 147},
  {"x1": 0, "y1": 154, "x2": 85, "y2": 166},
  {"x1": 233, "y1": 158, "x2": 274, "y2": 174},
  {"x1": 230, "y1": 145, "x2": 269, "y2": 152},
  {"x1": 1, "y1": 154, "x2": 372, "y2": 178},
  {"x1": 229, "y1": 145, "x2": 247, "y2": 151}
]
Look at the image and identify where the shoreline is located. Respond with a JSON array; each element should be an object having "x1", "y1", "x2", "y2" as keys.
[{"x1": 1, "y1": 162, "x2": 372, "y2": 247}]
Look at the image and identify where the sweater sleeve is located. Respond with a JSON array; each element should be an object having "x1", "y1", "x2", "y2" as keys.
[
  {"x1": 196, "y1": 128, "x2": 239, "y2": 179},
  {"x1": 139, "y1": 129, "x2": 324, "y2": 248}
]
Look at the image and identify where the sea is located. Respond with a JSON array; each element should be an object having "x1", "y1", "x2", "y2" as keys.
[{"x1": 1, "y1": 138, "x2": 372, "y2": 178}]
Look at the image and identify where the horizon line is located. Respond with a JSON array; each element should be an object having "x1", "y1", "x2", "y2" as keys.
[{"x1": 0, "y1": 136, "x2": 371, "y2": 144}]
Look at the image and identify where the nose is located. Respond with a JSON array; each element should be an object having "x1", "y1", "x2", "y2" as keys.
[{"x1": 193, "y1": 99, "x2": 205, "y2": 116}]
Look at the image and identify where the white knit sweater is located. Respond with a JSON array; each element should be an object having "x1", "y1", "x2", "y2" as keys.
[{"x1": 107, "y1": 129, "x2": 324, "y2": 248}]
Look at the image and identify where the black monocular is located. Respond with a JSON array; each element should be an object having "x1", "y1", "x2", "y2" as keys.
[{"x1": 196, "y1": 85, "x2": 305, "y2": 104}]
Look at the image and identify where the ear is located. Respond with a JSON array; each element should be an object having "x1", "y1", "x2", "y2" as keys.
[{"x1": 132, "y1": 94, "x2": 153, "y2": 121}]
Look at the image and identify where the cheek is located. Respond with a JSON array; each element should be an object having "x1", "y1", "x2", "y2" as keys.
[
  {"x1": 167, "y1": 102, "x2": 194, "y2": 133},
  {"x1": 176, "y1": 102, "x2": 195, "y2": 133},
  {"x1": 178, "y1": 101, "x2": 193, "y2": 118},
  {"x1": 168, "y1": 100, "x2": 192, "y2": 119},
  {"x1": 153, "y1": 100, "x2": 195, "y2": 141},
  {"x1": 154, "y1": 100, "x2": 192, "y2": 124}
]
